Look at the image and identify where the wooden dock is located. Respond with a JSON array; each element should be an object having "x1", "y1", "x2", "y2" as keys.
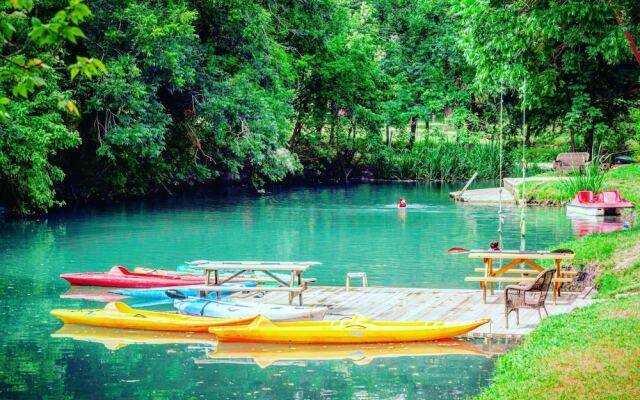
[
  {"x1": 227, "y1": 286, "x2": 595, "y2": 338},
  {"x1": 449, "y1": 187, "x2": 516, "y2": 204},
  {"x1": 449, "y1": 176, "x2": 570, "y2": 204}
]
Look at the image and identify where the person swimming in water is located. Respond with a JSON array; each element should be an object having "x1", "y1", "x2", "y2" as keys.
[{"x1": 398, "y1": 197, "x2": 407, "y2": 208}]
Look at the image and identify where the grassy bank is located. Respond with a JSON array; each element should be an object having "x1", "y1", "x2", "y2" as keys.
[
  {"x1": 475, "y1": 226, "x2": 640, "y2": 399},
  {"x1": 521, "y1": 163, "x2": 640, "y2": 206},
  {"x1": 557, "y1": 226, "x2": 640, "y2": 271},
  {"x1": 476, "y1": 295, "x2": 640, "y2": 400}
]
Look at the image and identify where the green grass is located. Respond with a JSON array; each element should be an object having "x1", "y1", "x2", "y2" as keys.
[
  {"x1": 605, "y1": 163, "x2": 640, "y2": 206},
  {"x1": 521, "y1": 180, "x2": 567, "y2": 203},
  {"x1": 595, "y1": 262, "x2": 640, "y2": 298},
  {"x1": 524, "y1": 145, "x2": 569, "y2": 162},
  {"x1": 475, "y1": 295, "x2": 640, "y2": 400},
  {"x1": 555, "y1": 226, "x2": 640, "y2": 271},
  {"x1": 477, "y1": 224, "x2": 640, "y2": 399}
]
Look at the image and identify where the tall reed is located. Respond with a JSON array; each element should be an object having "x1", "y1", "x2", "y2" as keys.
[
  {"x1": 369, "y1": 141, "x2": 503, "y2": 181},
  {"x1": 559, "y1": 161, "x2": 606, "y2": 199}
]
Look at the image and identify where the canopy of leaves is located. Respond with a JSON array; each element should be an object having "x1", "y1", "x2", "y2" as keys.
[{"x1": 0, "y1": 0, "x2": 638, "y2": 215}]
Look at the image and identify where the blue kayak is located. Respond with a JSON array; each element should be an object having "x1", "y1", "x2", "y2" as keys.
[
  {"x1": 175, "y1": 298, "x2": 327, "y2": 321},
  {"x1": 112, "y1": 282, "x2": 257, "y2": 300}
]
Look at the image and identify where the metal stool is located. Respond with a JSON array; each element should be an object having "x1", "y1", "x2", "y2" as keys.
[{"x1": 346, "y1": 272, "x2": 368, "y2": 291}]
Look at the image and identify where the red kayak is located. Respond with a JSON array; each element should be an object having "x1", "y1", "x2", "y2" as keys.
[{"x1": 60, "y1": 266, "x2": 204, "y2": 288}]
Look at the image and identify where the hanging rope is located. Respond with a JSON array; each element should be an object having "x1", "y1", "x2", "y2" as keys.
[
  {"x1": 497, "y1": 86, "x2": 505, "y2": 250},
  {"x1": 520, "y1": 79, "x2": 527, "y2": 251}
]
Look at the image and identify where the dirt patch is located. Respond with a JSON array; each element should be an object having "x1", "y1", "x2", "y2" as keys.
[
  {"x1": 524, "y1": 198, "x2": 564, "y2": 207},
  {"x1": 600, "y1": 307, "x2": 640, "y2": 319},
  {"x1": 613, "y1": 241, "x2": 640, "y2": 271},
  {"x1": 561, "y1": 263, "x2": 599, "y2": 292}
]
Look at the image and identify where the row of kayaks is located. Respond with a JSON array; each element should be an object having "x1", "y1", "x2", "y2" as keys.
[
  {"x1": 50, "y1": 302, "x2": 490, "y2": 343},
  {"x1": 55, "y1": 264, "x2": 491, "y2": 344},
  {"x1": 59, "y1": 264, "x2": 324, "y2": 321}
]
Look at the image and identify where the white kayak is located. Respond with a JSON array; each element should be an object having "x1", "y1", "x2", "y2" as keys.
[{"x1": 174, "y1": 298, "x2": 327, "y2": 322}]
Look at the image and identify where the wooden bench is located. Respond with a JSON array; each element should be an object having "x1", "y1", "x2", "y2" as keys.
[
  {"x1": 473, "y1": 268, "x2": 577, "y2": 276},
  {"x1": 188, "y1": 261, "x2": 321, "y2": 305},
  {"x1": 174, "y1": 285, "x2": 306, "y2": 305},
  {"x1": 212, "y1": 276, "x2": 317, "y2": 288},
  {"x1": 465, "y1": 277, "x2": 573, "y2": 284},
  {"x1": 553, "y1": 152, "x2": 590, "y2": 172},
  {"x1": 465, "y1": 276, "x2": 573, "y2": 303}
]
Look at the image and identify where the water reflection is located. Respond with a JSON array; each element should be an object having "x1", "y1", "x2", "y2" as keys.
[
  {"x1": 51, "y1": 325, "x2": 217, "y2": 351},
  {"x1": 567, "y1": 214, "x2": 626, "y2": 238},
  {"x1": 203, "y1": 340, "x2": 487, "y2": 368}
]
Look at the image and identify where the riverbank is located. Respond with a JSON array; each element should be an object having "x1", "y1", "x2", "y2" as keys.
[
  {"x1": 475, "y1": 226, "x2": 640, "y2": 399},
  {"x1": 520, "y1": 164, "x2": 640, "y2": 207}
]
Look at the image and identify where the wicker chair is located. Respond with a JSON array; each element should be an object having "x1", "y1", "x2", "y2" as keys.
[{"x1": 504, "y1": 268, "x2": 555, "y2": 328}]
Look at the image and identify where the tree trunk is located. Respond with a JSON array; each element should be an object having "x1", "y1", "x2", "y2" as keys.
[
  {"x1": 329, "y1": 100, "x2": 337, "y2": 146},
  {"x1": 569, "y1": 127, "x2": 576, "y2": 152},
  {"x1": 408, "y1": 116, "x2": 418, "y2": 149},
  {"x1": 585, "y1": 127, "x2": 594, "y2": 156},
  {"x1": 290, "y1": 120, "x2": 303, "y2": 146},
  {"x1": 351, "y1": 118, "x2": 356, "y2": 146},
  {"x1": 385, "y1": 125, "x2": 390, "y2": 146},
  {"x1": 424, "y1": 119, "x2": 430, "y2": 143}
]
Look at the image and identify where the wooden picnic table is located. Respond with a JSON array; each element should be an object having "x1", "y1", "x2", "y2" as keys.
[
  {"x1": 467, "y1": 250, "x2": 575, "y2": 305},
  {"x1": 187, "y1": 261, "x2": 321, "y2": 305}
]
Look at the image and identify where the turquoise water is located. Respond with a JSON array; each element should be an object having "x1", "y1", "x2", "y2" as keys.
[{"x1": 0, "y1": 183, "x2": 574, "y2": 399}]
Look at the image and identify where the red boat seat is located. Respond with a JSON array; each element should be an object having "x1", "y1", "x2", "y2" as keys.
[
  {"x1": 596, "y1": 190, "x2": 622, "y2": 204},
  {"x1": 576, "y1": 191, "x2": 594, "y2": 203}
]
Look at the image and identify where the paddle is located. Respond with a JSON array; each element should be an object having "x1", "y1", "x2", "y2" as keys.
[{"x1": 551, "y1": 248, "x2": 575, "y2": 254}]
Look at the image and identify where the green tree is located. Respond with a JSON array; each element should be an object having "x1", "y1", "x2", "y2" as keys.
[
  {"x1": 375, "y1": 0, "x2": 472, "y2": 148},
  {"x1": 0, "y1": 0, "x2": 104, "y2": 215},
  {"x1": 456, "y1": 0, "x2": 640, "y2": 152}
]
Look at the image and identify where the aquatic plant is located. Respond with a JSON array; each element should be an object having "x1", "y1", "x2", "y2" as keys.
[
  {"x1": 558, "y1": 162, "x2": 605, "y2": 200},
  {"x1": 368, "y1": 141, "x2": 503, "y2": 182}
]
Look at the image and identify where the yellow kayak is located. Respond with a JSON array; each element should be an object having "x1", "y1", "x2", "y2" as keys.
[
  {"x1": 208, "y1": 314, "x2": 490, "y2": 344},
  {"x1": 203, "y1": 339, "x2": 486, "y2": 368},
  {"x1": 51, "y1": 325, "x2": 216, "y2": 350},
  {"x1": 50, "y1": 302, "x2": 256, "y2": 332}
]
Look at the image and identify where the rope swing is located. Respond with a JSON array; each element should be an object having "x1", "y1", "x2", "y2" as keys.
[
  {"x1": 497, "y1": 86, "x2": 505, "y2": 250},
  {"x1": 519, "y1": 79, "x2": 527, "y2": 251}
]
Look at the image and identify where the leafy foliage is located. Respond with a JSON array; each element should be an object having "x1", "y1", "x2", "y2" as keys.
[
  {"x1": 1, "y1": 0, "x2": 639, "y2": 215},
  {"x1": 456, "y1": 0, "x2": 640, "y2": 151},
  {"x1": 0, "y1": 0, "x2": 104, "y2": 214}
]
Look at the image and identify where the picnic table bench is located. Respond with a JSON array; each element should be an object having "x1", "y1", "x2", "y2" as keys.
[
  {"x1": 186, "y1": 260, "x2": 321, "y2": 305},
  {"x1": 553, "y1": 152, "x2": 590, "y2": 172},
  {"x1": 466, "y1": 250, "x2": 576, "y2": 304}
]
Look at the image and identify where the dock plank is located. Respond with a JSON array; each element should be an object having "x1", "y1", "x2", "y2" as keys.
[{"x1": 234, "y1": 285, "x2": 594, "y2": 338}]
